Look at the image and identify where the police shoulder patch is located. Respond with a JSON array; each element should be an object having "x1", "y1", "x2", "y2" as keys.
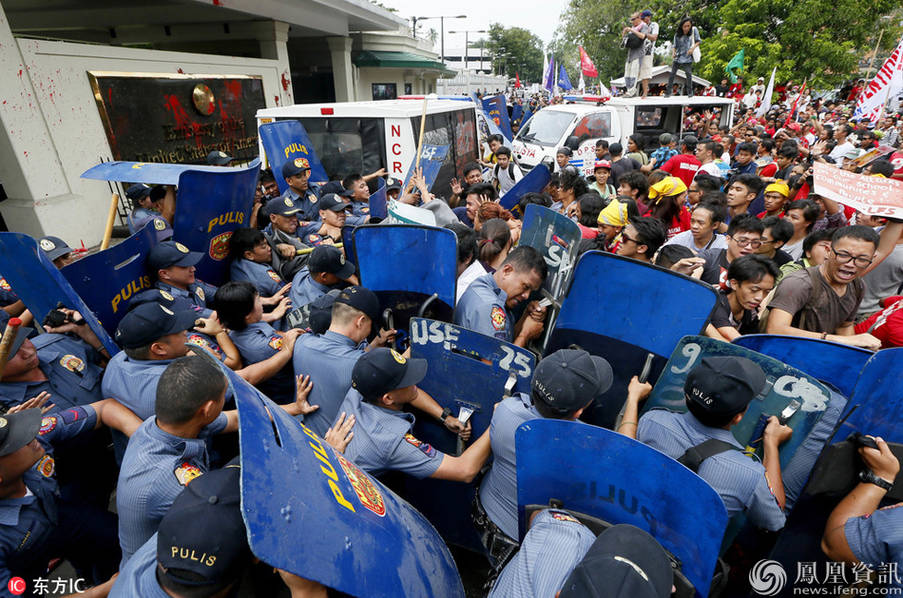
[
  {"x1": 404, "y1": 433, "x2": 437, "y2": 457},
  {"x1": 549, "y1": 510, "x2": 579, "y2": 523},
  {"x1": 174, "y1": 462, "x2": 203, "y2": 486},
  {"x1": 37, "y1": 455, "x2": 55, "y2": 478},
  {"x1": 490, "y1": 306, "x2": 507, "y2": 331},
  {"x1": 266, "y1": 269, "x2": 282, "y2": 282},
  {"x1": 39, "y1": 416, "x2": 57, "y2": 435},
  {"x1": 268, "y1": 336, "x2": 283, "y2": 351},
  {"x1": 59, "y1": 355, "x2": 85, "y2": 373},
  {"x1": 195, "y1": 287, "x2": 205, "y2": 301}
]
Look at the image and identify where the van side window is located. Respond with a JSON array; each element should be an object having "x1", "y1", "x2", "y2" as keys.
[
  {"x1": 573, "y1": 113, "x2": 611, "y2": 140},
  {"x1": 636, "y1": 107, "x2": 663, "y2": 128}
]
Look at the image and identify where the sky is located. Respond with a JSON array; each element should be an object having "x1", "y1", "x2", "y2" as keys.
[{"x1": 378, "y1": 0, "x2": 568, "y2": 49}]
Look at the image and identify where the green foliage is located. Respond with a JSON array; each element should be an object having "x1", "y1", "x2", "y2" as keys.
[
  {"x1": 556, "y1": 0, "x2": 899, "y2": 87},
  {"x1": 486, "y1": 24, "x2": 545, "y2": 82}
]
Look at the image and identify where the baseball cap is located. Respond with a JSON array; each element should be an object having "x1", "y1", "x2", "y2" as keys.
[
  {"x1": 684, "y1": 356, "x2": 766, "y2": 418},
  {"x1": 640, "y1": 9, "x2": 653, "y2": 17},
  {"x1": 38, "y1": 236, "x2": 72, "y2": 262},
  {"x1": 265, "y1": 196, "x2": 301, "y2": 218},
  {"x1": 206, "y1": 150, "x2": 233, "y2": 166},
  {"x1": 351, "y1": 348, "x2": 428, "y2": 400},
  {"x1": 682, "y1": 134, "x2": 699, "y2": 147},
  {"x1": 559, "y1": 524, "x2": 673, "y2": 598},
  {"x1": 115, "y1": 302, "x2": 198, "y2": 349},
  {"x1": 532, "y1": 349, "x2": 613, "y2": 414},
  {"x1": 339, "y1": 187, "x2": 355, "y2": 198},
  {"x1": 309, "y1": 289, "x2": 340, "y2": 334},
  {"x1": 557, "y1": 147, "x2": 573, "y2": 157},
  {"x1": 386, "y1": 180, "x2": 402, "y2": 194},
  {"x1": 0, "y1": 408, "x2": 42, "y2": 457},
  {"x1": 130, "y1": 288, "x2": 202, "y2": 314},
  {"x1": 157, "y1": 462, "x2": 249, "y2": 591},
  {"x1": 334, "y1": 285, "x2": 381, "y2": 326},
  {"x1": 147, "y1": 241, "x2": 203, "y2": 272},
  {"x1": 125, "y1": 183, "x2": 153, "y2": 202},
  {"x1": 317, "y1": 193, "x2": 351, "y2": 213},
  {"x1": 593, "y1": 160, "x2": 612, "y2": 171},
  {"x1": 309, "y1": 245, "x2": 355, "y2": 279},
  {"x1": 0, "y1": 315, "x2": 29, "y2": 366},
  {"x1": 282, "y1": 157, "x2": 311, "y2": 179},
  {"x1": 658, "y1": 133, "x2": 673, "y2": 145}
]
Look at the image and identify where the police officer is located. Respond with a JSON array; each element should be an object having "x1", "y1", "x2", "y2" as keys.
[
  {"x1": 125, "y1": 184, "x2": 172, "y2": 239},
  {"x1": 337, "y1": 348, "x2": 483, "y2": 480},
  {"x1": 111, "y1": 460, "x2": 251, "y2": 597},
  {"x1": 228, "y1": 227, "x2": 292, "y2": 300},
  {"x1": 454, "y1": 246, "x2": 548, "y2": 348},
  {"x1": 476, "y1": 349, "x2": 613, "y2": 564},
  {"x1": 298, "y1": 193, "x2": 349, "y2": 247},
  {"x1": 147, "y1": 241, "x2": 217, "y2": 316},
  {"x1": 632, "y1": 356, "x2": 792, "y2": 531},
  {"x1": 281, "y1": 158, "x2": 321, "y2": 222},
  {"x1": 206, "y1": 150, "x2": 233, "y2": 166},
  {"x1": 37, "y1": 236, "x2": 76, "y2": 269},
  {"x1": 289, "y1": 245, "x2": 357, "y2": 308},
  {"x1": 0, "y1": 398, "x2": 141, "y2": 593},
  {"x1": 341, "y1": 173, "x2": 373, "y2": 226},
  {"x1": 293, "y1": 286, "x2": 395, "y2": 436},
  {"x1": 822, "y1": 436, "x2": 903, "y2": 577}
]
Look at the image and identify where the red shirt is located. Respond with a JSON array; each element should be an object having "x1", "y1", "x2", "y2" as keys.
[
  {"x1": 758, "y1": 162, "x2": 778, "y2": 178},
  {"x1": 661, "y1": 154, "x2": 702, "y2": 188},
  {"x1": 668, "y1": 206, "x2": 692, "y2": 239},
  {"x1": 855, "y1": 296, "x2": 903, "y2": 348}
]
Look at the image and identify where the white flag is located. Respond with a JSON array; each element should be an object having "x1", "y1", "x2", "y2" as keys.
[
  {"x1": 855, "y1": 35, "x2": 903, "y2": 123},
  {"x1": 756, "y1": 67, "x2": 777, "y2": 118}
]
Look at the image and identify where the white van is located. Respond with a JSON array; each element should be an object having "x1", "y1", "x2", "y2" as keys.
[
  {"x1": 511, "y1": 96, "x2": 735, "y2": 176},
  {"x1": 256, "y1": 99, "x2": 480, "y2": 198}
]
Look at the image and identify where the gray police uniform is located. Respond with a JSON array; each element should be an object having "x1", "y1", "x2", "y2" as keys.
[
  {"x1": 338, "y1": 389, "x2": 443, "y2": 478},
  {"x1": 229, "y1": 322, "x2": 293, "y2": 403},
  {"x1": 454, "y1": 273, "x2": 513, "y2": 342},
  {"x1": 116, "y1": 413, "x2": 227, "y2": 566},
  {"x1": 845, "y1": 504, "x2": 903, "y2": 584},
  {"x1": 293, "y1": 331, "x2": 366, "y2": 436},
  {"x1": 102, "y1": 353, "x2": 175, "y2": 420},
  {"x1": 109, "y1": 533, "x2": 168, "y2": 598},
  {"x1": 155, "y1": 281, "x2": 217, "y2": 318},
  {"x1": 346, "y1": 200, "x2": 369, "y2": 227},
  {"x1": 638, "y1": 410, "x2": 786, "y2": 531},
  {"x1": 128, "y1": 209, "x2": 170, "y2": 237},
  {"x1": 479, "y1": 393, "x2": 542, "y2": 539},
  {"x1": 284, "y1": 187, "x2": 321, "y2": 222},
  {"x1": 0, "y1": 334, "x2": 103, "y2": 412},
  {"x1": 230, "y1": 258, "x2": 285, "y2": 298},
  {"x1": 290, "y1": 266, "x2": 333, "y2": 308},
  {"x1": 0, "y1": 276, "x2": 18, "y2": 307},
  {"x1": 489, "y1": 509, "x2": 596, "y2": 598}
]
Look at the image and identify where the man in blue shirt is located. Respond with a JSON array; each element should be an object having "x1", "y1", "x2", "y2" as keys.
[
  {"x1": 147, "y1": 241, "x2": 218, "y2": 316},
  {"x1": 477, "y1": 349, "x2": 614, "y2": 566},
  {"x1": 822, "y1": 436, "x2": 903, "y2": 588},
  {"x1": 293, "y1": 286, "x2": 395, "y2": 436},
  {"x1": 454, "y1": 246, "x2": 548, "y2": 348},
  {"x1": 338, "y1": 348, "x2": 484, "y2": 480},
  {"x1": 631, "y1": 356, "x2": 792, "y2": 531},
  {"x1": 228, "y1": 227, "x2": 291, "y2": 300},
  {"x1": 340, "y1": 173, "x2": 374, "y2": 227},
  {"x1": 290, "y1": 245, "x2": 357, "y2": 308}
]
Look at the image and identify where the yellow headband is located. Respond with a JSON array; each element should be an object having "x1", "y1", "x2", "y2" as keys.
[
  {"x1": 648, "y1": 176, "x2": 688, "y2": 200},
  {"x1": 598, "y1": 199, "x2": 629, "y2": 227}
]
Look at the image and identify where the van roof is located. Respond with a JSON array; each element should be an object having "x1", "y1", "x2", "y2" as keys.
[
  {"x1": 546, "y1": 95, "x2": 735, "y2": 113},
  {"x1": 257, "y1": 99, "x2": 471, "y2": 119}
]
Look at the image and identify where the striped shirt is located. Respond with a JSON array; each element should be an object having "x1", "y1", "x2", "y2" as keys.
[{"x1": 845, "y1": 504, "x2": 903, "y2": 586}]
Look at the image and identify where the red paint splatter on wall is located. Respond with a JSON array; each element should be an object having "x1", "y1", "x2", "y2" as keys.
[
  {"x1": 108, "y1": 87, "x2": 113, "y2": 111},
  {"x1": 274, "y1": 95, "x2": 280, "y2": 105},
  {"x1": 281, "y1": 73, "x2": 290, "y2": 91},
  {"x1": 177, "y1": 68, "x2": 184, "y2": 74},
  {"x1": 164, "y1": 94, "x2": 204, "y2": 148},
  {"x1": 17, "y1": 69, "x2": 22, "y2": 77}
]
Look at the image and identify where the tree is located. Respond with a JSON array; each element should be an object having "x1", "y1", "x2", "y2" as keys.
[{"x1": 485, "y1": 24, "x2": 545, "y2": 82}]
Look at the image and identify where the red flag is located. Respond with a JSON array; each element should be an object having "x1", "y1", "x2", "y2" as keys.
[
  {"x1": 579, "y1": 46, "x2": 598, "y2": 78},
  {"x1": 515, "y1": 72, "x2": 521, "y2": 88},
  {"x1": 783, "y1": 79, "x2": 807, "y2": 127}
]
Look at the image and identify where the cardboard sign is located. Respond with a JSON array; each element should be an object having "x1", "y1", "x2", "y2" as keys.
[
  {"x1": 812, "y1": 160, "x2": 903, "y2": 218},
  {"x1": 847, "y1": 144, "x2": 896, "y2": 168}
]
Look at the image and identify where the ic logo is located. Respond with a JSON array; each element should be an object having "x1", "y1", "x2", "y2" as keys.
[
  {"x1": 7, "y1": 577, "x2": 25, "y2": 595},
  {"x1": 749, "y1": 559, "x2": 786, "y2": 596}
]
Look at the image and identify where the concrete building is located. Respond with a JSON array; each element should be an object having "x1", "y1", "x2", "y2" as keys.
[{"x1": 0, "y1": 0, "x2": 450, "y2": 243}]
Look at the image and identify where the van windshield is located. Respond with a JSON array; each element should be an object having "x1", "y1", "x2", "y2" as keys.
[{"x1": 516, "y1": 110, "x2": 575, "y2": 146}]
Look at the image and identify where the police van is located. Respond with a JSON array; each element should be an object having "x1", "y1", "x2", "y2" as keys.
[
  {"x1": 512, "y1": 96, "x2": 735, "y2": 176},
  {"x1": 256, "y1": 99, "x2": 480, "y2": 198}
]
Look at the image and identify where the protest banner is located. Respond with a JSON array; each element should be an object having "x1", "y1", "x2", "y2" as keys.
[{"x1": 812, "y1": 160, "x2": 903, "y2": 218}]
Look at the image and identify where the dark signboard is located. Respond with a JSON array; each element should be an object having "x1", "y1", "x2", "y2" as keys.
[{"x1": 88, "y1": 72, "x2": 266, "y2": 164}]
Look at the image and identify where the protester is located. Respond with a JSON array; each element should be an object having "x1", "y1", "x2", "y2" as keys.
[{"x1": 666, "y1": 17, "x2": 700, "y2": 97}]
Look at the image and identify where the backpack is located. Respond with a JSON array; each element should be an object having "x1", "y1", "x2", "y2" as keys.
[{"x1": 492, "y1": 162, "x2": 516, "y2": 191}]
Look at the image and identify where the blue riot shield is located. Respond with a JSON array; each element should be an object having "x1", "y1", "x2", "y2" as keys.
[
  {"x1": 232, "y1": 351, "x2": 463, "y2": 597},
  {"x1": 171, "y1": 160, "x2": 260, "y2": 286},
  {"x1": 369, "y1": 176, "x2": 388, "y2": 220},
  {"x1": 353, "y1": 225, "x2": 456, "y2": 346},
  {"x1": 80, "y1": 160, "x2": 250, "y2": 185},
  {"x1": 400, "y1": 144, "x2": 449, "y2": 193},
  {"x1": 482, "y1": 95, "x2": 514, "y2": 141},
  {"x1": 832, "y1": 347, "x2": 903, "y2": 443},
  {"x1": 499, "y1": 164, "x2": 552, "y2": 213},
  {"x1": 519, "y1": 204, "x2": 581, "y2": 302},
  {"x1": 470, "y1": 92, "x2": 509, "y2": 144},
  {"x1": 0, "y1": 233, "x2": 118, "y2": 355},
  {"x1": 511, "y1": 103, "x2": 523, "y2": 124},
  {"x1": 258, "y1": 120, "x2": 330, "y2": 191},
  {"x1": 516, "y1": 419, "x2": 728, "y2": 597},
  {"x1": 547, "y1": 252, "x2": 717, "y2": 429},
  {"x1": 61, "y1": 221, "x2": 158, "y2": 338},
  {"x1": 732, "y1": 334, "x2": 871, "y2": 398},
  {"x1": 400, "y1": 318, "x2": 536, "y2": 549}
]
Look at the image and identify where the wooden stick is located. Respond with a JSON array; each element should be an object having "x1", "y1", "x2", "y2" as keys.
[
  {"x1": 296, "y1": 242, "x2": 343, "y2": 256},
  {"x1": 415, "y1": 95, "x2": 429, "y2": 172},
  {"x1": 100, "y1": 193, "x2": 119, "y2": 250},
  {"x1": 0, "y1": 317, "x2": 22, "y2": 382}
]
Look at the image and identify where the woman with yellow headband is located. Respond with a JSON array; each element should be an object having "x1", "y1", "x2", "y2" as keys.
[
  {"x1": 591, "y1": 198, "x2": 633, "y2": 253},
  {"x1": 643, "y1": 176, "x2": 691, "y2": 239}
]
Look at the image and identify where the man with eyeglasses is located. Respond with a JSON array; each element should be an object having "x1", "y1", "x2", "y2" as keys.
[
  {"x1": 766, "y1": 224, "x2": 903, "y2": 350},
  {"x1": 700, "y1": 214, "x2": 765, "y2": 291}
]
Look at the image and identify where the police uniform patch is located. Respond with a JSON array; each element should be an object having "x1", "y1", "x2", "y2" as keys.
[
  {"x1": 361, "y1": 206, "x2": 370, "y2": 214},
  {"x1": 490, "y1": 306, "x2": 507, "y2": 331},
  {"x1": 284, "y1": 197, "x2": 293, "y2": 207},
  {"x1": 59, "y1": 408, "x2": 83, "y2": 424},
  {"x1": 268, "y1": 336, "x2": 283, "y2": 351},
  {"x1": 39, "y1": 239, "x2": 55, "y2": 251},
  {"x1": 0, "y1": 277, "x2": 10, "y2": 291},
  {"x1": 403, "y1": 433, "x2": 437, "y2": 457},
  {"x1": 335, "y1": 453, "x2": 386, "y2": 516},
  {"x1": 308, "y1": 193, "x2": 317, "y2": 203},
  {"x1": 175, "y1": 242, "x2": 190, "y2": 253},
  {"x1": 186, "y1": 333, "x2": 224, "y2": 359},
  {"x1": 195, "y1": 287, "x2": 205, "y2": 301},
  {"x1": 293, "y1": 157, "x2": 310, "y2": 170},
  {"x1": 153, "y1": 218, "x2": 166, "y2": 231},
  {"x1": 160, "y1": 290, "x2": 174, "y2": 301},
  {"x1": 37, "y1": 455, "x2": 55, "y2": 478},
  {"x1": 160, "y1": 305, "x2": 174, "y2": 316},
  {"x1": 390, "y1": 349, "x2": 405, "y2": 364},
  {"x1": 208, "y1": 231, "x2": 232, "y2": 261},
  {"x1": 174, "y1": 463, "x2": 203, "y2": 486},
  {"x1": 550, "y1": 510, "x2": 579, "y2": 523},
  {"x1": 309, "y1": 234, "x2": 320, "y2": 243},
  {"x1": 59, "y1": 355, "x2": 85, "y2": 373},
  {"x1": 266, "y1": 269, "x2": 282, "y2": 282},
  {"x1": 39, "y1": 416, "x2": 57, "y2": 435}
]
